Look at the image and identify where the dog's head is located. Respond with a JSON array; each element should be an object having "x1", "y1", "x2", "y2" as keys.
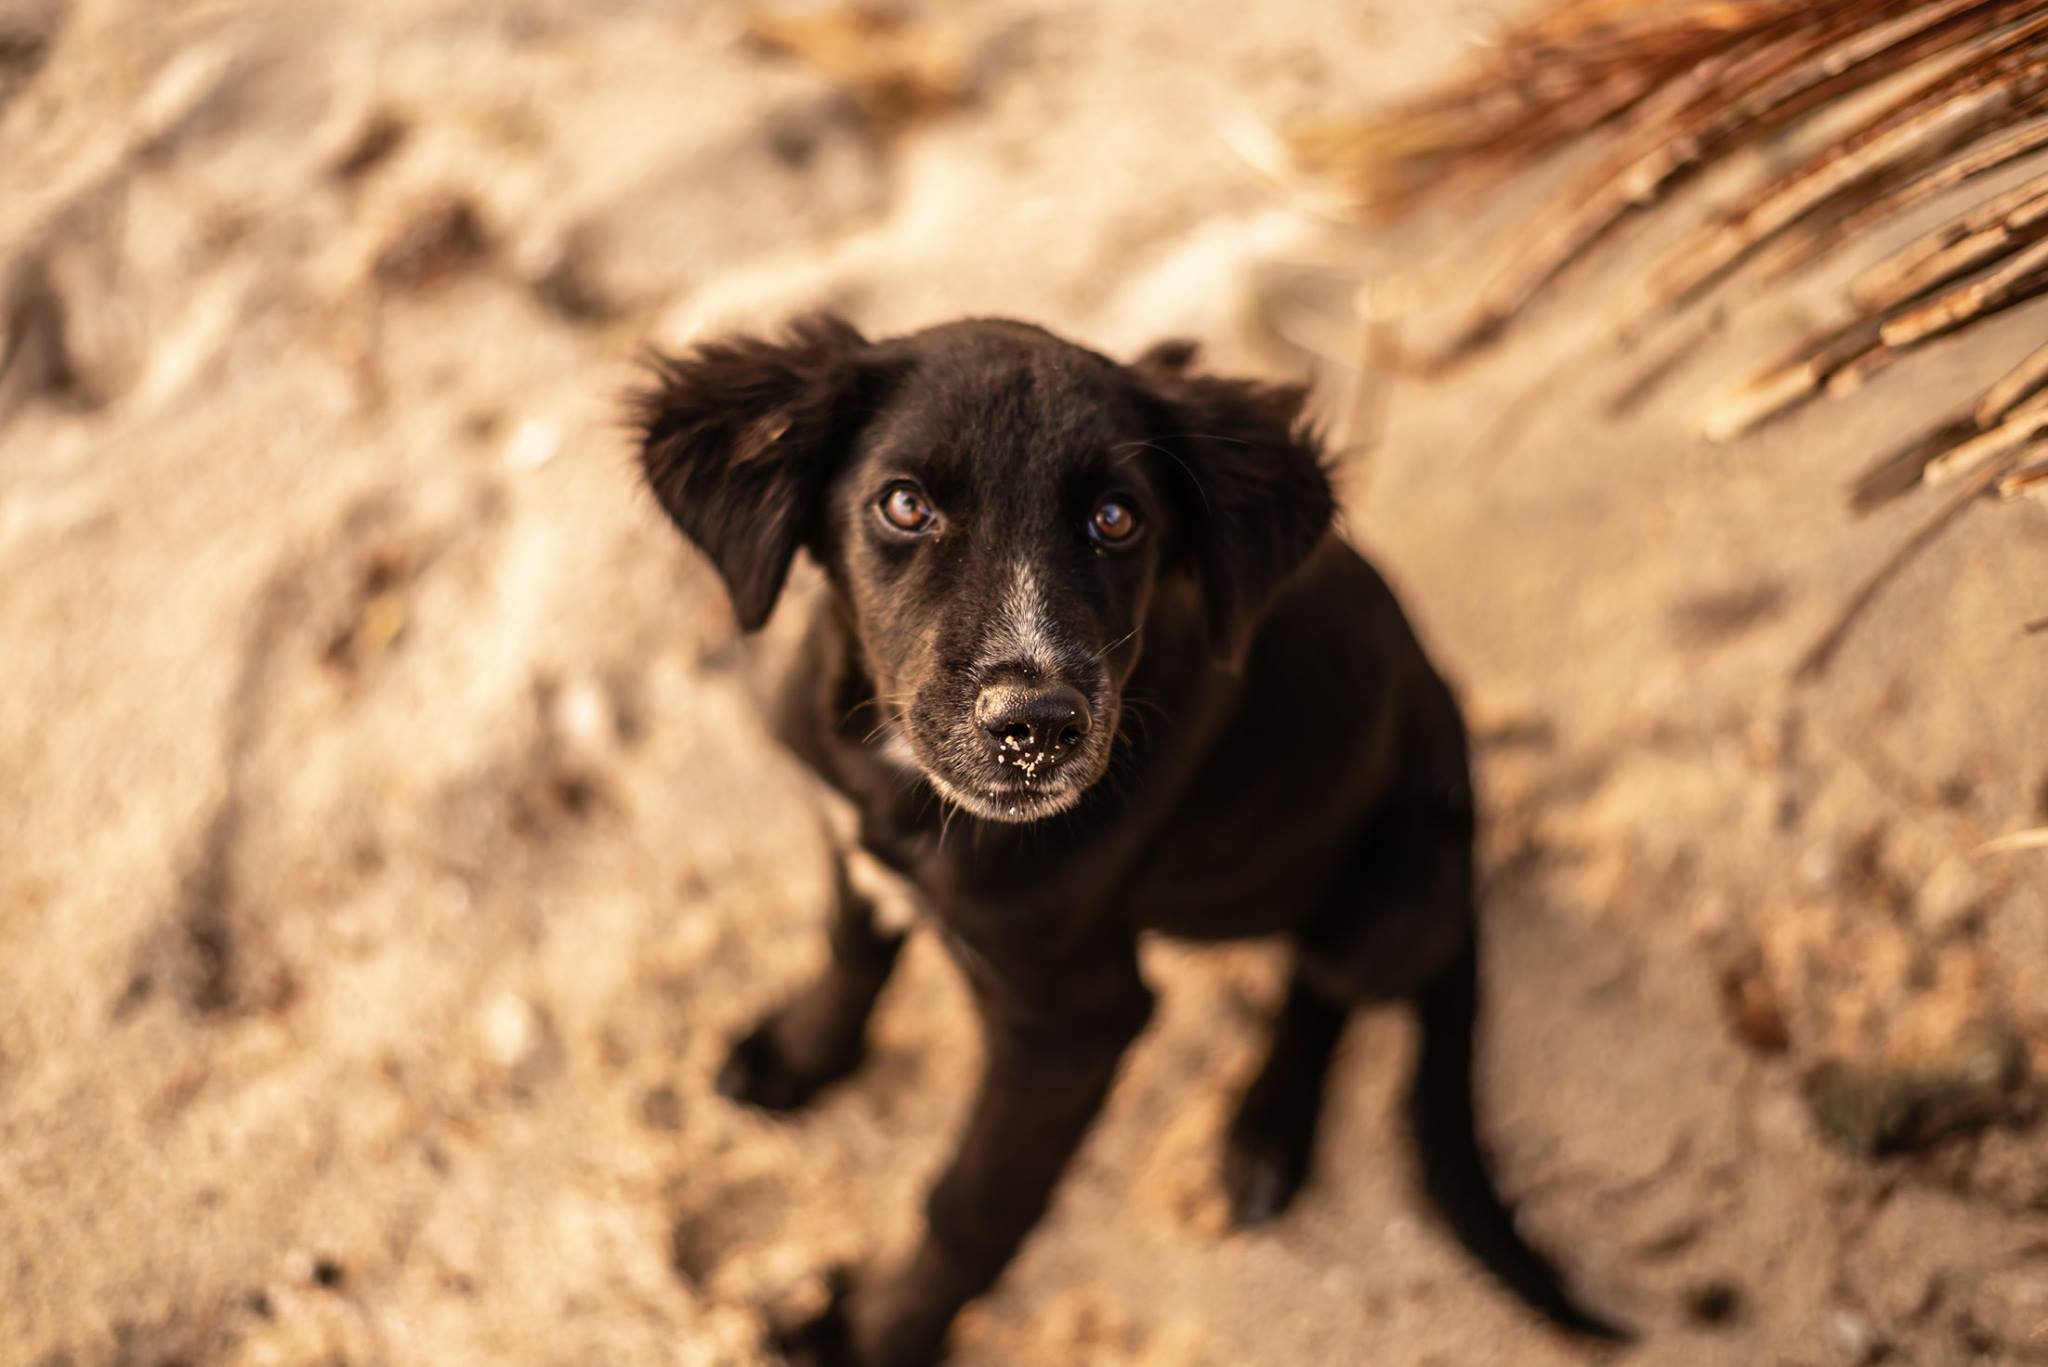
[{"x1": 633, "y1": 316, "x2": 1333, "y2": 822}]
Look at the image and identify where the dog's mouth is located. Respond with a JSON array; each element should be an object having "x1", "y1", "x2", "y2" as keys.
[
  {"x1": 928, "y1": 755, "x2": 1095, "y2": 823},
  {"x1": 931, "y1": 770, "x2": 1086, "y2": 823}
]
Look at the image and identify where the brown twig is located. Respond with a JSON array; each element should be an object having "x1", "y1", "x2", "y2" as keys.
[
  {"x1": 1880, "y1": 232, "x2": 2048, "y2": 346},
  {"x1": 1301, "y1": 0, "x2": 2048, "y2": 659},
  {"x1": 1853, "y1": 171, "x2": 2048, "y2": 310},
  {"x1": 1338, "y1": 1, "x2": 2048, "y2": 363},
  {"x1": 1922, "y1": 403, "x2": 2048, "y2": 482},
  {"x1": 1653, "y1": 21, "x2": 2048, "y2": 311},
  {"x1": 1760, "y1": 101, "x2": 2048, "y2": 281}
]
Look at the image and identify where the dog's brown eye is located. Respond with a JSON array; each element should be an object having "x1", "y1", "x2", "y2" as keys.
[
  {"x1": 1089, "y1": 498, "x2": 1140, "y2": 548},
  {"x1": 879, "y1": 483, "x2": 937, "y2": 534}
]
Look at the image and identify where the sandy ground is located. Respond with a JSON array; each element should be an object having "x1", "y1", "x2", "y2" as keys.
[{"x1": 3, "y1": 1, "x2": 2046, "y2": 1363}]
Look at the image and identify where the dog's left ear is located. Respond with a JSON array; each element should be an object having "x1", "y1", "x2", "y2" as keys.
[
  {"x1": 631, "y1": 313, "x2": 881, "y2": 631},
  {"x1": 1132, "y1": 342, "x2": 1336, "y2": 663}
]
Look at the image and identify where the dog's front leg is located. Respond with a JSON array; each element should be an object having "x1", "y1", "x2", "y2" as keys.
[
  {"x1": 717, "y1": 854, "x2": 905, "y2": 1112},
  {"x1": 784, "y1": 943, "x2": 1152, "y2": 1367}
]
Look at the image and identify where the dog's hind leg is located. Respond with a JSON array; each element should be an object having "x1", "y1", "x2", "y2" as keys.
[
  {"x1": 1289, "y1": 802, "x2": 1630, "y2": 1340},
  {"x1": 716, "y1": 853, "x2": 905, "y2": 1112},
  {"x1": 1218, "y1": 801, "x2": 1476, "y2": 1231}
]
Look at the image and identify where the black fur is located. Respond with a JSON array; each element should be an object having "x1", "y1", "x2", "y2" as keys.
[
  {"x1": 634, "y1": 314, "x2": 887, "y2": 630},
  {"x1": 630, "y1": 316, "x2": 1629, "y2": 1365}
]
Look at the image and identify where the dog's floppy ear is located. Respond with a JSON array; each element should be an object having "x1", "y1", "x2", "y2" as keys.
[
  {"x1": 632, "y1": 313, "x2": 877, "y2": 631},
  {"x1": 1133, "y1": 341, "x2": 1336, "y2": 663}
]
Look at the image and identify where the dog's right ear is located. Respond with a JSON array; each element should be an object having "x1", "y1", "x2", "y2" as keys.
[
  {"x1": 631, "y1": 313, "x2": 877, "y2": 631},
  {"x1": 1131, "y1": 342, "x2": 1336, "y2": 667}
]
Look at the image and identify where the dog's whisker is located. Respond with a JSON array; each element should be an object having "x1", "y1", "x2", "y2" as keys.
[
  {"x1": 840, "y1": 694, "x2": 890, "y2": 725},
  {"x1": 1091, "y1": 626, "x2": 1142, "y2": 663}
]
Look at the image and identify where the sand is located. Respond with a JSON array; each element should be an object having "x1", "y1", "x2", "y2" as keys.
[{"x1": 2, "y1": 1, "x2": 2045, "y2": 1363}]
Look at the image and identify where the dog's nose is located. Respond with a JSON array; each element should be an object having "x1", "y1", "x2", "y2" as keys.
[{"x1": 975, "y1": 681, "x2": 1091, "y2": 766}]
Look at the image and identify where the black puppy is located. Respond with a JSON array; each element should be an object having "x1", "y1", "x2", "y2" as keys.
[{"x1": 632, "y1": 316, "x2": 1624, "y2": 1364}]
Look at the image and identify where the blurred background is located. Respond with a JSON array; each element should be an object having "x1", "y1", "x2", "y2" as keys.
[{"x1": 1, "y1": 0, "x2": 2044, "y2": 1362}]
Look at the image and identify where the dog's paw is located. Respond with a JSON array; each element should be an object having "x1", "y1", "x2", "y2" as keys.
[
  {"x1": 1220, "y1": 1098, "x2": 1318, "y2": 1228},
  {"x1": 772, "y1": 1285, "x2": 859, "y2": 1367},
  {"x1": 715, "y1": 1020, "x2": 819, "y2": 1112},
  {"x1": 1220, "y1": 1134, "x2": 1312, "y2": 1228},
  {"x1": 715, "y1": 1011, "x2": 860, "y2": 1113},
  {"x1": 771, "y1": 1270, "x2": 951, "y2": 1367}
]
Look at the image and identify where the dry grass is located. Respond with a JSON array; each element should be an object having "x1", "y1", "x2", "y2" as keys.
[{"x1": 1291, "y1": 0, "x2": 2048, "y2": 668}]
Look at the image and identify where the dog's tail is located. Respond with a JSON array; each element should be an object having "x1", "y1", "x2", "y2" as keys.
[{"x1": 1409, "y1": 940, "x2": 1633, "y2": 1344}]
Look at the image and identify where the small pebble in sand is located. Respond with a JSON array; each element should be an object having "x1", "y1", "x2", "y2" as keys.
[
  {"x1": 479, "y1": 992, "x2": 545, "y2": 1072},
  {"x1": 504, "y1": 416, "x2": 562, "y2": 471},
  {"x1": 548, "y1": 673, "x2": 614, "y2": 753},
  {"x1": 1829, "y1": 1307, "x2": 1887, "y2": 1362}
]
